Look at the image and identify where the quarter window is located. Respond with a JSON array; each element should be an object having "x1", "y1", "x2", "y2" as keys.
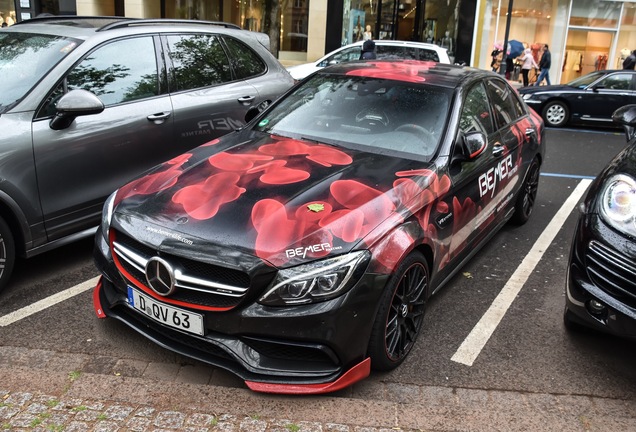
[
  {"x1": 460, "y1": 83, "x2": 494, "y2": 135},
  {"x1": 223, "y1": 36, "x2": 266, "y2": 79},
  {"x1": 166, "y1": 34, "x2": 232, "y2": 91},
  {"x1": 485, "y1": 79, "x2": 523, "y2": 127}
]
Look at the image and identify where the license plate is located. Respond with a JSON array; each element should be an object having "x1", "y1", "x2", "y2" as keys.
[{"x1": 128, "y1": 287, "x2": 204, "y2": 336}]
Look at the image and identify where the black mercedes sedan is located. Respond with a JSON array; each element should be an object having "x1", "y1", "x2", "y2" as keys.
[
  {"x1": 93, "y1": 61, "x2": 545, "y2": 394},
  {"x1": 519, "y1": 70, "x2": 636, "y2": 128},
  {"x1": 565, "y1": 105, "x2": 636, "y2": 338}
]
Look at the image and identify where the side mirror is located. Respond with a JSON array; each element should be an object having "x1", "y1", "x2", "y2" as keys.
[
  {"x1": 591, "y1": 84, "x2": 605, "y2": 92},
  {"x1": 452, "y1": 131, "x2": 487, "y2": 165},
  {"x1": 50, "y1": 89, "x2": 104, "y2": 130},
  {"x1": 612, "y1": 104, "x2": 636, "y2": 141}
]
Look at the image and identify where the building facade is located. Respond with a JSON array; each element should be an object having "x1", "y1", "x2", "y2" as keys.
[{"x1": 3, "y1": 0, "x2": 636, "y2": 84}]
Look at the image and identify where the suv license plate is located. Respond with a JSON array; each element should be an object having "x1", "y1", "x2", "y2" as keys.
[{"x1": 128, "y1": 287, "x2": 204, "y2": 336}]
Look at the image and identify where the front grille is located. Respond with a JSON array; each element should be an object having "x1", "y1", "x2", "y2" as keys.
[
  {"x1": 112, "y1": 230, "x2": 254, "y2": 309},
  {"x1": 586, "y1": 240, "x2": 636, "y2": 309}
]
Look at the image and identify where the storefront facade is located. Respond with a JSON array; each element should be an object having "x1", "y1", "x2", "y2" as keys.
[{"x1": 5, "y1": 0, "x2": 636, "y2": 83}]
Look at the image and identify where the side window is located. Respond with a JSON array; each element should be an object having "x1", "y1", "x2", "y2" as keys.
[
  {"x1": 166, "y1": 34, "x2": 232, "y2": 91},
  {"x1": 416, "y1": 49, "x2": 440, "y2": 62},
  {"x1": 459, "y1": 83, "x2": 495, "y2": 135},
  {"x1": 223, "y1": 36, "x2": 266, "y2": 79},
  {"x1": 326, "y1": 47, "x2": 361, "y2": 65},
  {"x1": 37, "y1": 36, "x2": 159, "y2": 118},
  {"x1": 376, "y1": 46, "x2": 403, "y2": 60},
  {"x1": 598, "y1": 73, "x2": 632, "y2": 90},
  {"x1": 485, "y1": 79, "x2": 523, "y2": 127}
]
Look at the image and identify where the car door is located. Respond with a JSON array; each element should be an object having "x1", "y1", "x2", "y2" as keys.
[
  {"x1": 577, "y1": 72, "x2": 635, "y2": 123},
  {"x1": 31, "y1": 35, "x2": 176, "y2": 241},
  {"x1": 164, "y1": 33, "x2": 261, "y2": 150}
]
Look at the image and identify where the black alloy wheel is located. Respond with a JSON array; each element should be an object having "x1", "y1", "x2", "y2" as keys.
[
  {"x1": 368, "y1": 251, "x2": 429, "y2": 371},
  {"x1": 511, "y1": 158, "x2": 540, "y2": 225}
]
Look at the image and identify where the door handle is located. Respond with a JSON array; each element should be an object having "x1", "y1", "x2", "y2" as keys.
[
  {"x1": 238, "y1": 95, "x2": 256, "y2": 105},
  {"x1": 147, "y1": 112, "x2": 171, "y2": 124},
  {"x1": 492, "y1": 144, "x2": 505, "y2": 157},
  {"x1": 525, "y1": 128, "x2": 536, "y2": 137}
]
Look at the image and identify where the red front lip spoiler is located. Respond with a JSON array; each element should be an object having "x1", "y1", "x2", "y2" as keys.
[
  {"x1": 245, "y1": 357, "x2": 371, "y2": 394},
  {"x1": 95, "y1": 276, "x2": 371, "y2": 394}
]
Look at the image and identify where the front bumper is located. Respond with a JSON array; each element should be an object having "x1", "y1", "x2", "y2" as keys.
[
  {"x1": 565, "y1": 213, "x2": 636, "y2": 339},
  {"x1": 93, "y1": 228, "x2": 388, "y2": 394}
]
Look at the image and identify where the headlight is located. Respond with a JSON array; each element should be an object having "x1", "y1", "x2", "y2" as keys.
[
  {"x1": 259, "y1": 250, "x2": 371, "y2": 306},
  {"x1": 522, "y1": 94, "x2": 533, "y2": 101},
  {"x1": 100, "y1": 190, "x2": 117, "y2": 240},
  {"x1": 599, "y1": 174, "x2": 636, "y2": 237}
]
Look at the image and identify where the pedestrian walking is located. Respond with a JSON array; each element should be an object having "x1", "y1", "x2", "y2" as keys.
[
  {"x1": 534, "y1": 44, "x2": 551, "y2": 86},
  {"x1": 623, "y1": 50, "x2": 636, "y2": 69},
  {"x1": 520, "y1": 48, "x2": 538, "y2": 87}
]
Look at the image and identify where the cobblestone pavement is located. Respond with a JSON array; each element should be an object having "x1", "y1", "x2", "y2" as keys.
[{"x1": 1, "y1": 345, "x2": 636, "y2": 431}]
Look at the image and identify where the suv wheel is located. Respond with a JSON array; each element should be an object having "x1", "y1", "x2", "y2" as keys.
[{"x1": 0, "y1": 216, "x2": 15, "y2": 293}]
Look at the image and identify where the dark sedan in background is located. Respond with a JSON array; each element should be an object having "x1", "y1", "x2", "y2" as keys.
[
  {"x1": 519, "y1": 70, "x2": 636, "y2": 128},
  {"x1": 565, "y1": 105, "x2": 636, "y2": 339}
]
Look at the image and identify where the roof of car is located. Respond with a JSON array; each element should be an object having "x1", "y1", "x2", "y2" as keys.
[
  {"x1": 318, "y1": 60, "x2": 495, "y2": 89},
  {"x1": 5, "y1": 16, "x2": 270, "y2": 49}
]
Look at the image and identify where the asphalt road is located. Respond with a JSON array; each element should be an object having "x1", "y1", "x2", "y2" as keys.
[{"x1": 1, "y1": 127, "x2": 635, "y2": 404}]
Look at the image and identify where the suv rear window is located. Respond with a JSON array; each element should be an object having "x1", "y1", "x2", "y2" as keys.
[{"x1": 223, "y1": 36, "x2": 266, "y2": 79}]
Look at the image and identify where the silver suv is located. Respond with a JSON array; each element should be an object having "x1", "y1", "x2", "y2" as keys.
[{"x1": 0, "y1": 16, "x2": 295, "y2": 292}]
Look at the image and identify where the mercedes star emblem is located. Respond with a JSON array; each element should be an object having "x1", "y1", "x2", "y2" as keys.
[{"x1": 145, "y1": 257, "x2": 176, "y2": 296}]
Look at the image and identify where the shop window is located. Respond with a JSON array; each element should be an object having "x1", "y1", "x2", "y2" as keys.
[
  {"x1": 166, "y1": 34, "x2": 232, "y2": 91},
  {"x1": 569, "y1": 0, "x2": 621, "y2": 28}
]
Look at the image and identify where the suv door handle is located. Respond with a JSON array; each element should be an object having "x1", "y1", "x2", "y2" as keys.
[
  {"x1": 238, "y1": 95, "x2": 256, "y2": 105},
  {"x1": 147, "y1": 112, "x2": 171, "y2": 124}
]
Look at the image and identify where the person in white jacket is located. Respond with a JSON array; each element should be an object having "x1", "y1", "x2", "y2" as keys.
[{"x1": 519, "y1": 48, "x2": 539, "y2": 87}]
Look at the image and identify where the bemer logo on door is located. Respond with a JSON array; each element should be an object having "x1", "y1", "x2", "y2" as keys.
[{"x1": 478, "y1": 155, "x2": 516, "y2": 198}]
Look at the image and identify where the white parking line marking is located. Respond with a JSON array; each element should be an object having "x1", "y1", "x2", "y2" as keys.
[
  {"x1": 0, "y1": 276, "x2": 99, "y2": 327},
  {"x1": 450, "y1": 179, "x2": 592, "y2": 366}
]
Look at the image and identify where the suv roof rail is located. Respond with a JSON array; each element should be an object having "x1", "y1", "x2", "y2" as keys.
[
  {"x1": 98, "y1": 19, "x2": 241, "y2": 31},
  {"x1": 13, "y1": 15, "x2": 133, "y2": 28}
]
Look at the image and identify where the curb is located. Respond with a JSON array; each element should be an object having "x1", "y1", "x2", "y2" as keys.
[{"x1": 1, "y1": 346, "x2": 635, "y2": 431}]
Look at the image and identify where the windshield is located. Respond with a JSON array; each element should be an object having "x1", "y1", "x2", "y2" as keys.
[
  {"x1": 567, "y1": 71, "x2": 605, "y2": 89},
  {"x1": 254, "y1": 74, "x2": 451, "y2": 160},
  {"x1": 0, "y1": 32, "x2": 80, "y2": 112}
]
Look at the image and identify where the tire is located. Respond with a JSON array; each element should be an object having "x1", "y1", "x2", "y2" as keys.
[
  {"x1": 542, "y1": 100, "x2": 569, "y2": 127},
  {"x1": 510, "y1": 158, "x2": 540, "y2": 225},
  {"x1": 0, "y1": 215, "x2": 15, "y2": 294},
  {"x1": 367, "y1": 251, "x2": 429, "y2": 371}
]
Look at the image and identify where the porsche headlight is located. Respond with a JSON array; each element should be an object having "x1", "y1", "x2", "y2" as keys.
[
  {"x1": 259, "y1": 250, "x2": 371, "y2": 306},
  {"x1": 100, "y1": 190, "x2": 117, "y2": 240},
  {"x1": 599, "y1": 174, "x2": 636, "y2": 237}
]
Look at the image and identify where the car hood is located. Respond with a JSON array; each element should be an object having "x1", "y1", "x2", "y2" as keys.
[
  {"x1": 112, "y1": 131, "x2": 438, "y2": 268},
  {"x1": 518, "y1": 84, "x2": 575, "y2": 95},
  {"x1": 286, "y1": 62, "x2": 320, "y2": 80}
]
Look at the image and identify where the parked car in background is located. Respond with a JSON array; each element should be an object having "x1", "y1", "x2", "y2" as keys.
[
  {"x1": 519, "y1": 69, "x2": 636, "y2": 128},
  {"x1": 564, "y1": 105, "x2": 636, "y2": 338},
  {"x1": 286, "y1": 40, "x2": 451, "y2": 80},
  {"x1": 93, "y1": 61, "x2": 544, "y2": 394},
  {"x1": 0, "y1": 16, "x2": 294, "y2": 293}
]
